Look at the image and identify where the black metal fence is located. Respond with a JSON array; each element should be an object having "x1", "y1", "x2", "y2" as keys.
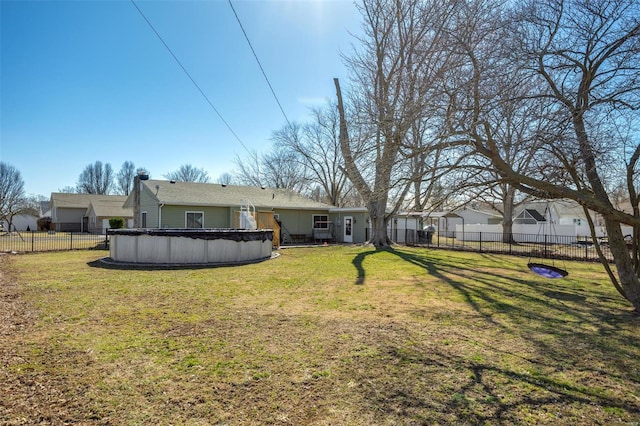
[
  {"x1": 0, "y1": 231, "x2": 109, "y2": 253},
  {"x1": 408, "y1": 230, "x2": 615, "y2": 263},
  {"x1": 1, "y1": 228, "x2": 617, "y2": 264}
]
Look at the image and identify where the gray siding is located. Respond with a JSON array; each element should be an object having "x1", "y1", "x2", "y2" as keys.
[{"x1": 139, "y1": 187, "x2": 160, "y2": 228}]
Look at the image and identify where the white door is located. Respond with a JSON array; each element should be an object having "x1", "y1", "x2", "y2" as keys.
[{"x1": 344, "y1": 216, "x2": 353, "y2": 243}]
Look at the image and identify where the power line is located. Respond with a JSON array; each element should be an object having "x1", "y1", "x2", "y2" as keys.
[
  {"x1": 130, "y1": 0, "x2": 253, "y2": 157},
  {"x1": 228, "y1": 0, "x2": 292, "y2": 128}
]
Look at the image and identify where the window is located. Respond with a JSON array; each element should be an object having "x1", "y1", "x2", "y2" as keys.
[
  {"x1": 186, "y1": 211, "x2": 204, "y2": 228},
  {"x1": 141, "y1": 211, "x2": 147, "y2": 228},
  {"x1": 313, "y1": 214, "x2": 329, "y2": 229}
]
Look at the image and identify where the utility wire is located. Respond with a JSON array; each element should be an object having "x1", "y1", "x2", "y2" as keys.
[
  {"x1": 130, "y1": 0, "x2": 253, "y2": 156},
  {"x1": 228, "y1": 0, "x2": 292, "y2": 128}
]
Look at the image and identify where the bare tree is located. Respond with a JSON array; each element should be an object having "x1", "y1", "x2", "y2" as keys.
[
  {"x1": 57, "y1": 186, "x2": 76, "y2": 194},
  {"x1": 217, "y1": 172, "x2": 235, "y2": 185},
  {"x1": 164, "y1": 164, "x2": 211, "y2": 183},
  {"x1": 234, "y1": 144, "x2": 308, "y2": 191},
  {"x1": 115, "y1": 161, "x2": 147, "y2": 196},
  {"x1": 448, "y1": 0, "x2": 640, "y2": 311},
  {"x1": 0, "y1": 162, "x2": 27, "y2": 232},
  {"x1": 336, "y1": 0, "x2": 459, "y2": 246},
  {"x1": 274, "y1": 104, "x2": 352, "y2": 206},
  {"x1": 76, "y1": 161, "x2": 114, "y2": 194}
]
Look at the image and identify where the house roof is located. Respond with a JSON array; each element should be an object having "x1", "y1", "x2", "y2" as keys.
[
  {"x1": 522, "y1": 208, "x2": 546, "y2": 221},
  {"x1": 88, "y1": 199, "x2": 133, "y2": 218},
  {"x1": 50, "y1": 193, "x2": 128, "y2": 209},
  {"x1": 424, "y1": 211, "x2": 463, "y2": 219},
  {"x1": 133, "y1": 180, "x2": 335, "y2": 210}
]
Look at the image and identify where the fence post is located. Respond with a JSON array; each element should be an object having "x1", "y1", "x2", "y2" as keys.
[
  {"x1": 585, "y1": 242, "x2": 588, "y2": 261},
  {"x1": 31, "y1": 231, "x2": 35, "y2": 252},
  {"x1": 479, "y1": 232, "x2": 483, "y2": 252},
  {"x1": 70, "y1": 232, "x2": 73, "y2": 250}
]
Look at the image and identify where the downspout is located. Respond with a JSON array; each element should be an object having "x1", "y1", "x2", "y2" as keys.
[{"x1": 159, "y1": 203, "x2": 164, "y2": 228}]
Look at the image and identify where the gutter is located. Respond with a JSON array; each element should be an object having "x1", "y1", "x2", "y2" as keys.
[{"x1": 159, "y1": 203, "x2": 164, "y2": 228}]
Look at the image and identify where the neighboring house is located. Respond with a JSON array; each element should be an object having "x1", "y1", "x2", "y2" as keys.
[
  {"x1": 514, "y1": 208, "x2": 547, "y2": 225},
  {"x1": 1, "y1": 211, "x2": 38, "y2": 232},
  {"x1": 454, "y1": 199, "x2": 611, "y2": 241},
  {"x1": 456, "y1": 207, "x2": 503, "y2": 226},
  {"x1": 123, "y1": 180, "x2": 363, "y2": 244},
  {"x1": 86, "y1": 198, "x2": 134, "y2": 234},
  {"x1": 50, "y1": 193, "x2": 130, "y2": 233}
]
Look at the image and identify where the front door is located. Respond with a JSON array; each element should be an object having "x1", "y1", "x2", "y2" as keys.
[{"x1": 344, "y1": 216, "x2": 353, "y2": 243}]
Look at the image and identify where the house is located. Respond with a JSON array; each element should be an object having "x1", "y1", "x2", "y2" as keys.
[
  {"x1": 124, "y1": 180, "x2": 354, "y2": 244},
  {"x1": 86, "y1": 198, "x2": 134, "y2": 233},
  {"x1": 50, "y1": 193, "x2": 131, "y2": 233},
  {"x1": 1, "y1": 210, "x2": 38, "y2": 232},
  {"x1": 514, "y1": 208, "x2": 546, "y2": 224}
]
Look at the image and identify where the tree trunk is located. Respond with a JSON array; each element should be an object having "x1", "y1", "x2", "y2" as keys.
[
  {"x1": 574, "y1": 115, "x2": 640, "y2": 312},
  {"x1": 334, "y1": 78, "x2": 395, "y2": 248},
  {"x1": 502, "y1": 188, "x2": 515, "y2": 244},
  {"x1": 603, "y1": 217, "x2": 640, "y2": 311},
  {"x1": 367, "y1": 200, "x2": 392, "y2": 247}
]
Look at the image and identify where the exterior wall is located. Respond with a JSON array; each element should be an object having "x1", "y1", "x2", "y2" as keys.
[
  {"x1": 456, "y1": 209, "x2": 501, "y2": 225},
  {"x1": 139, "y1": 188, "x2": 160, "y2": 228},
  {"x1": 1, "y1": 215, "x2": 38, "y2": 231},
  {"x1": 457, "y1": 223, "x2": 579, "y2": 242},
  {"x1": 53, "y1": 207, "x2": 86, "y2": 231},
  {"x1": 330, "y1": 211, "x2": 368, "y2": 243},
  {"x1": 160, "y1": 205, "x2": 231, "y2": 228},
  {"x1": 274, "y1": 209, "x2": 331, "y2": 241}
]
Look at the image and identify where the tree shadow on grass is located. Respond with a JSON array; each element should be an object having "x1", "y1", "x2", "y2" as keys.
[
  {"x1": 355, "y1": 339, "x2": 640, "y2": 424},
  {"x1": 348, "y1": 245, "x2": 640, "y2": 422},
  {"x1": 351, "y1": 248, "x2": 379, "y2": 284}
]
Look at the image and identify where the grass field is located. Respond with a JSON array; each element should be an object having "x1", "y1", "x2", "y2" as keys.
[{"x1": 1, "y1": 246, "x2": 639, "y2": 425}]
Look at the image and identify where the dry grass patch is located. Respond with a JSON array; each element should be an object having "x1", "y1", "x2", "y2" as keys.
[{"x1": 1, "y1": 246, "x2": 639, "y2": 425}]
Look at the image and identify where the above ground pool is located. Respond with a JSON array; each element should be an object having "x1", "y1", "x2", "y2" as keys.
[{"x1": 107, "y1": 228, "x2": 274, "y2": 266}]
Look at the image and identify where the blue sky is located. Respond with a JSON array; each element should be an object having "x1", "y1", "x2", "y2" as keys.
[{"x1": 1, "y1": 0, "x2": 361, "y2": 197}]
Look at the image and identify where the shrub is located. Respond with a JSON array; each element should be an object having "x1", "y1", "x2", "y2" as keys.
[
  {"x1": 37, "y1": 216, "x2": 52, "y2": 231},
  {"x1": 109, "y1": 217, "x2": 125, "y2": 229}
]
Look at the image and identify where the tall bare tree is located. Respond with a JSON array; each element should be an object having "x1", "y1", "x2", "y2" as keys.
[
  {"x1": 115, "y1": 161, "x2": 147, "y2": 196},
  {"x1": 76, "y1": 161, "x2": 114, "y2": 194},
  {"x1": 274, "y1": 104, "x2": 352, "y2": 206},
  {"x1": 448, "y1": 0, "x2": 640, "y2": 310},
  {"x1": 336, "y1": 0, "x2": 459, "y2": 247},
  {"x1": 234, "y1": 144, "x2": 308, "y2": 192}
]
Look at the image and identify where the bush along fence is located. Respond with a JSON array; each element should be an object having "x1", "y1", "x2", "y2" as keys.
[
  {"x1": 0, "y1": 230, "x2": 109, "y2": 253},
  {"x1": 407, "y1": 230, "x2": 616, "y2": 263}
]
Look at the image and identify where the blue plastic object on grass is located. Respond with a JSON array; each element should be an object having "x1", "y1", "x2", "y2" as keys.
[{"x1": 528, "y1": 262, "x2": 569, "y2": 279}]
